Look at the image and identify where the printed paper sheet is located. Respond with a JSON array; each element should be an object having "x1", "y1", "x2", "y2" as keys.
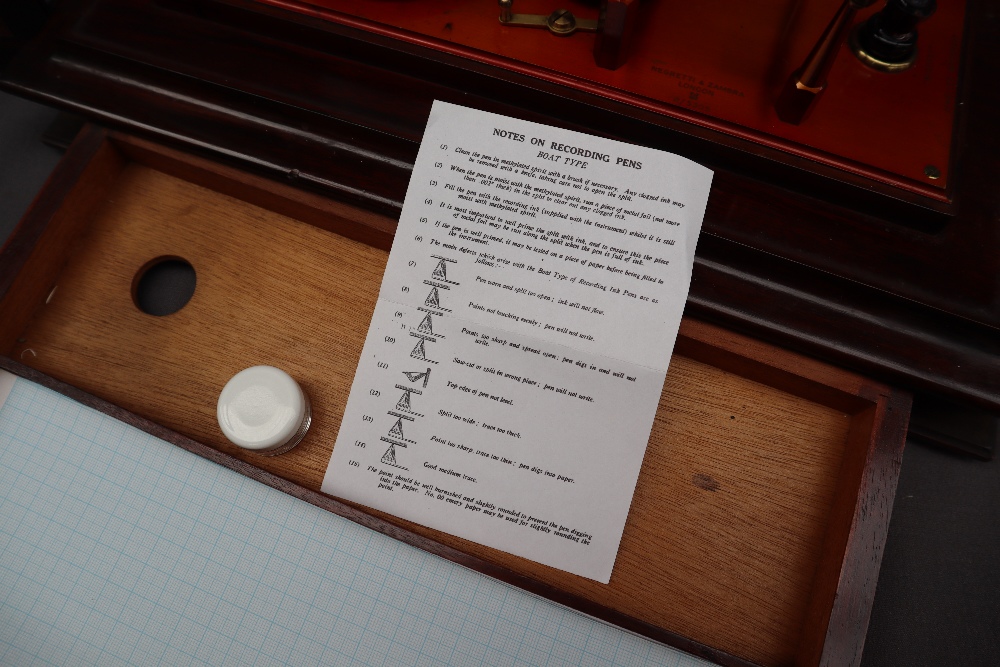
[{"x1": 322, "y1": 101, "x2": 713, "y2": 582}]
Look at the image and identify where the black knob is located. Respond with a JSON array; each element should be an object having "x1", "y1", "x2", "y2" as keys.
[{"x1": 853, "y1": 0, "x2": 936, "y2": 69}]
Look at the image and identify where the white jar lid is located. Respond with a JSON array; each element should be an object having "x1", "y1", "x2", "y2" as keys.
[{"x1": 217, "y1": 366, "x2": 308, "y2": 454}]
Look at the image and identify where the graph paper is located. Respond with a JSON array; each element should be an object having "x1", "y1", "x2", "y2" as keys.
[{"x1": 0, "y1": 372, "x2": 709, "y2": 667}]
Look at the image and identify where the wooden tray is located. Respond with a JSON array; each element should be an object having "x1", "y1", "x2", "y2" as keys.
[{"x1": 0, "y1": 127, "x2": 910, "y2": 667}]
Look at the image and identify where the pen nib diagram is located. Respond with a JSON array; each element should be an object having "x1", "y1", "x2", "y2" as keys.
[
  {"x1": 431, "y1": 259, "x2": 449, "y2": 282},
  {"x1": 381, "y1": 443, "x2": 406, "y2": 470},
  {"x1": 391, "y1": 386, "x2": 424, "y2": 418},
  {"x1": 402, "y1": 368, "x2": 431, "y2": 388},
  {"x1": 417, "y1": 313, "x2": 435, "y2": 336},
  {"x1": 411, "y1": 337, "x2": 435, "y2": 363},
  {"x1": 388, "y1": 418, "x2": 405, "y2": 440},
  {"x1": 428, "y1": 255, "x2": 459, "y2": 286},
  {"x1": 424, "y1": 287, "x2": 440, "y2": 309}
]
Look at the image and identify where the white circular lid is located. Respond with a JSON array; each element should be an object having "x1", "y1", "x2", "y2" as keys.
[{"x1": 217, "y1": 366, "x2": 306, "y2": 452}]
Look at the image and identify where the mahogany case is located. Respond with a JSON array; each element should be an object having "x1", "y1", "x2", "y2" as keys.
[{"x1": 2, "y1": 0, "x2": 997, "y2": 419}]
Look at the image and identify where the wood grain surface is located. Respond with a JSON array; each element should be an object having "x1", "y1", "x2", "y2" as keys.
[
  {"x1": 0, "y1": 129, "x2": 908, "y2": 665},
  {"x1": 5, "y1": 154, "x2": 876, "y2": 665},
  {"x1": 5, "y1": 0, "x2": 999, "y2": 414}
]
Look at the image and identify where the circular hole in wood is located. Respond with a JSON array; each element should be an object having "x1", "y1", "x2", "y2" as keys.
[{"x1": 132, "y1": 256, "x2": 197, "y2": 316}]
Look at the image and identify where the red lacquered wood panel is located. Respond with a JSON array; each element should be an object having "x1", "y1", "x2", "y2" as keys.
[{"x1": 257, "y1": 0, "x2": 964, "y2": 197}]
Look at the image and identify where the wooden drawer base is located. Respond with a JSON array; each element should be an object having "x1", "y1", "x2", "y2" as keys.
[{"x1": 0, "y1": 127, "x2": 910, "y2": 667}]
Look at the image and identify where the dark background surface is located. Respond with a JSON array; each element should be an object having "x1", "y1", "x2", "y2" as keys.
[{"x1": 1, "y1": 90, "x2": 998, "y2": 666}]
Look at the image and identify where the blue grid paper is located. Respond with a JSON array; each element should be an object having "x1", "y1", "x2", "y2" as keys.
[{"x1": 0, "y1": 377, "x2": 709, "y2": 667}]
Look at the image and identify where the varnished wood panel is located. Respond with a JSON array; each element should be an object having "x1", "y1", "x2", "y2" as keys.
[
  {"x1": 0, "y1": 129, "x2": 124, "y2": 353},
  {"x1": 4, "y1": 0, "x2": 998, "y2": 413},
  {"x1": 264, "y1": 0, "x2": 963, "y2": 195},
  {"x1": 14, "y1": 162, "x2": 387, "y2": 484},
  {"x1": 7, "y1": 155, "x2": 886, "y2": 666}
]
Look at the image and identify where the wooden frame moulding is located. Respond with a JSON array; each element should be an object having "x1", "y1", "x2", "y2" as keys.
[{"x1": 0, "y1": 126, "x2": 911, "y2": 667}]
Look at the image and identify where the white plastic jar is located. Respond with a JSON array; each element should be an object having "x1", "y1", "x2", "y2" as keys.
[{"x1": 216, "y1": 365, "x2": 311, "y2": 456}]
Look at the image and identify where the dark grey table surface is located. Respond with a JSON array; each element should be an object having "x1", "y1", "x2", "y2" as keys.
[{"x1": 1, "y1": 90, "x2": 997, "y2": 666}]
